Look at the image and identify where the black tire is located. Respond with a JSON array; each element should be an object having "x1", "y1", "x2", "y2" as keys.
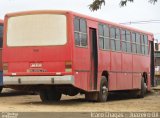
[
  {"x1": 137, "y1": 77, "x2": 146, "y2": 98},
  {"x1": 40, "y1": 88, "x2": 62, "y2": 102},
  {"x1": 39, "y1": 90, "x2": 49, "y2": 102},
  {"x1": 0, "y1": 86, "x2": 3, "y2": 93},
  {"x1": 47, "y1": 88, "x2": 62, "y2": 102},
  {"x1": 97, "y1": 76, "x2": 108, "y2": 102}
]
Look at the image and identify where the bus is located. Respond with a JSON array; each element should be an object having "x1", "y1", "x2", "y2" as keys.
[
  {"x1": 3, "y1": 10, "x2": 154, "y2": 102},
  {"x1": 0, "y1": 19, "x2": 3, "y2": 93}
]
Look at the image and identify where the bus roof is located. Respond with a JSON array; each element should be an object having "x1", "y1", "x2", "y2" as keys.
[
  {"x1": 5, "y1": 10, "x2": 154, "y2": 37},
  {"x1": 71, "y1": 11, "x2": 153, "y2": 36}
]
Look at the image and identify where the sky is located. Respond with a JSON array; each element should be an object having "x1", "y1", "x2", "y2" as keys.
[{"x1": 0, "y1": 0, "x2": 160, "y2": 40}]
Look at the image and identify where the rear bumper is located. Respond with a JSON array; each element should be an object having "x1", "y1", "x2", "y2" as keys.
[{"x1": 3, "y1": 75, "x2": 74, "y2": 85}]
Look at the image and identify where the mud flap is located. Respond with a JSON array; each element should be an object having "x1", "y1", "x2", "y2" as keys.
[{"x1": 85, "y1": 92, "x2": 98, "y2": 101}]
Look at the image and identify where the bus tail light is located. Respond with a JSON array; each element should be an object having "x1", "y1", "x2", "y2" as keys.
[
  {"x1": 65, "y1": 61, "x2": 72, "y2": 72},
  {"x1": 3, "y1": 63, "x2": 8, "y2": 74}
]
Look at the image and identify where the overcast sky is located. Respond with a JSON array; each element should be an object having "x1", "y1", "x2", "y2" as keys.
[{"x1": 0, "y1": 0, "x2": 160, "y2": 40}]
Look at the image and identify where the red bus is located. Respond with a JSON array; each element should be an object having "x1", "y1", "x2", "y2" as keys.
[
  {"x1": 3, "y1": 11, "x2": 154, "y2": 102},
  {"x1": 0, "y1": 19, "x2": 3, "y2": 93}
]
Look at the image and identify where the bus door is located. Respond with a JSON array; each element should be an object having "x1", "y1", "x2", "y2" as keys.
[
  {"x1": 89, "y1": 28, "x2": 98, "y2": 90},
  {"x1": 150, "y1": 40, "x2": 154, "y2": 87}
]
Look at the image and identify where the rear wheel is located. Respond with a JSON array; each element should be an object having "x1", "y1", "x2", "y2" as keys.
[
  {"x1": 97, "y1": 76, "x2": 108, "y2": 102},
  {"x1": 137, "y1": 77, "x2": 146, "y2": 98},
  {"x1": 39, "y1": 88, "x2": 62, "y2": 102},
  {"x1": 39, "y1": 90, "x2": 49, "y2": 102},
  {"x1": 0, "y1": 86, "x2": 3, "y2": 93},
  {"x1": 47, "y1": 88, "x2": 62, "y2": 102}
]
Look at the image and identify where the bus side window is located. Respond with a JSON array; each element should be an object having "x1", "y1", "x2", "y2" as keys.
[
  {"x1": 98, "y1": 24, "x2": 109, "y2": 50},
  {"x1": 121, "y1": 30, "x2": 127, "y2": 52},
  {"x1": 126, "y1": 30, "x2": 131, "y2": 53},
  {"x1": 136, "y1": 33, "x2": 141, "y2": 54},
  {"x1": 74, "y1": 17, "x2": 87, "y2": 47},
  {"x1": 115, "y1": 28, "x2": 120, "y2": 51},
  {"x1": 98, "y1": 24, "x2": 104, "y2": 49},
  {"x1": 110, "y1": 27, "x2": 116, "y2": 51},
  {"x1": 132, "y1": 32, "x2": 136, "y2": 53},
  {"x1": 142, "y1": 35, "x2": 148, "y2": 55},
  {"x1": 145, "y1": 35, "x2": 148, "y2": 55}
]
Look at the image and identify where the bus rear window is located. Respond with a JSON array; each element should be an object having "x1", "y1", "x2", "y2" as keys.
[{"x1": 7, "y1": 14, "x2": 67, "y2": 47}]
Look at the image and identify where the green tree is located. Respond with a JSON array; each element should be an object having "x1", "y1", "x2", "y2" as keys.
[{"x1": 89, "y1": 0, "x2": 158, "y2": 11}]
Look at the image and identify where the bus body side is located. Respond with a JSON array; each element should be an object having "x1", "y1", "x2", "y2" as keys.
[
  {"x1": 72, "y1": 12, "x2": 153, "y2": 92},
  {"x1": 71, "y1": 12, "x2": 153, "y2": 101}
]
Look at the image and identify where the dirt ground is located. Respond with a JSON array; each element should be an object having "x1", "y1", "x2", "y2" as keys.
[{"x1": 0, "y1": 88, "x2": 160, "y2": 112}]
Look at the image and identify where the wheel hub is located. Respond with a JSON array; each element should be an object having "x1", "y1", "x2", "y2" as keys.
[{"x1": 102, "y1": 86, "x2": 108, "y2": 94}]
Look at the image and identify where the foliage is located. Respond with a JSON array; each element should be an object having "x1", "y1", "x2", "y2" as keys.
[
  {"x1": 89, "y1": 0, "x2": 105, "y2": 11},
  {"x1": 89, "y1": 0, "x2": 158, "y2": 11}
]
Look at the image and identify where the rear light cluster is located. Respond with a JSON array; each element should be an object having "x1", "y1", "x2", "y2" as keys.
[
  {"x1": 65, "y1": 61, "x2": 72, "y2": 72},
  {"x1": 3, "y1": 63, "x2": 8, "y2": 74}
]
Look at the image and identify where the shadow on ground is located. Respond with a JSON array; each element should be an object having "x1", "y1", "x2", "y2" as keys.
[
  {"x1": 0, "y1": 88, "x2": 158, "y2": 106},
  {"x1": 0, "y1": 89, "x2": 35, "y2": 97},
  {"x1": 18, "y1": 91, "x2": 157, "y2": 106}
]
